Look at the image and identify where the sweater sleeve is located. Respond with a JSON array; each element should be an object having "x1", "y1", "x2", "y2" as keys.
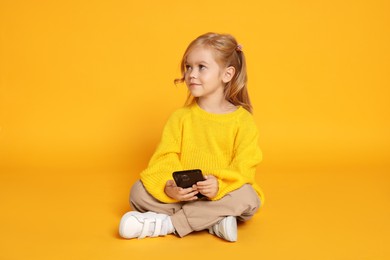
[
  {"x1": 140, "y1": 110, "x2": 185, "y2": 203},
  {"x1": 207, "y1": 115, "x2": 263, "y2": 201}
]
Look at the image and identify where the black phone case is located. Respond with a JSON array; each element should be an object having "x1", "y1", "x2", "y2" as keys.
[{"x1": 172, "y1": 169, "x2": 205, "y2": 198}]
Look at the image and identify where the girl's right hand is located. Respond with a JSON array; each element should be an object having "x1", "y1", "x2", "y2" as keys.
[{"x1": 164, "y1": 180, "x2": 199, "y2": 201}]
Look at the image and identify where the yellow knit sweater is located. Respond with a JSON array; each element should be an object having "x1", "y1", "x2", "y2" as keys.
[{"x1": 140, "y1": 103, "x2": 264, "y2": 204}]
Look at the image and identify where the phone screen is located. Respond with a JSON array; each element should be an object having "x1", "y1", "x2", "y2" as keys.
[{"x1": 172, "y1": 169, "x2": 205, "y2": 198}]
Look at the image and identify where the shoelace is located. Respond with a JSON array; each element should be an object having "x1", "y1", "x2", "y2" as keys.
[{"x1": 138, "y1": 217, "x2": 163, "y2": 239}]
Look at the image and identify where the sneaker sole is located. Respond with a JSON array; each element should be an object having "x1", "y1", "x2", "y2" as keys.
[{"x1": 222, "y1": 216, "x2": 237, "y2": 242}]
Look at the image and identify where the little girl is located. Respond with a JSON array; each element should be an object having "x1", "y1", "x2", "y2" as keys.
[{"x1": 119, "y1": 32, "x2": 264, "y2": 242}]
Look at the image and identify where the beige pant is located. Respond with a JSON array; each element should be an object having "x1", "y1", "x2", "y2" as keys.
[{"x1": 129, "y1": 180, "x2": 261, "y2": 237}]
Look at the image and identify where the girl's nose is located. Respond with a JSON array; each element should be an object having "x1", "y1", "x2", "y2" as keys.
[{"x1": 190, "y1": 70, "x2": 197, "y2": 79}]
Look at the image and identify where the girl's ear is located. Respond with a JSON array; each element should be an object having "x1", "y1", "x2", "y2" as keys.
[{"x1": 222, "y1": 66, "x2": 235, "y2": 83}]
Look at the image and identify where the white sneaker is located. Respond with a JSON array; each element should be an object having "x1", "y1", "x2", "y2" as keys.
[
  {"x1": 119, "y1": 211, "x2": 174, "y2": 239},
  {"x1": 209, "y1": 216, "x2": 237, "y2": 242}
]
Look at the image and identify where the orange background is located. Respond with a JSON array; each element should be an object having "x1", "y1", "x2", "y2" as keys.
[{"x1": 1, "y1": 0, "x2": 389, "y2": 259}]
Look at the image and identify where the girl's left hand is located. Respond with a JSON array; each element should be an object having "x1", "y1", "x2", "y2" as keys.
[{"x1": 195, "y1": 175, "x2": 218, "y2": 199}]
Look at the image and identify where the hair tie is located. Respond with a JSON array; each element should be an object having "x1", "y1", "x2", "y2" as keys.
[{"x1": 236, "y1": 44, "x2": 243, "y2": 52}]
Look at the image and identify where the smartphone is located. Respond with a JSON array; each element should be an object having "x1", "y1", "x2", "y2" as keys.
[{"x1": 172, "y1": 169, "x2": 205, "y2": 198}]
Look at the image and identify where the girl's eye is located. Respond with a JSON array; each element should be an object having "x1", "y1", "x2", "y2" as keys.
[
  {"x1": 185, "y1": 65, "x2": 192, "y2": 71},
  {"x1": 199, "y1": 65, "x2": 206, "y2": 70}
]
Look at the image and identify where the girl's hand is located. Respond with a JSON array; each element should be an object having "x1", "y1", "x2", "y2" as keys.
[
  {"x1": 196, "y1": 175, "x2": 219, "y2": 199},
  {"x1": 164, "y1": 180, "x2": 199, "y2": 201}
]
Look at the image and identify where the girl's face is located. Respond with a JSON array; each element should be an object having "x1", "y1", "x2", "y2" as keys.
[{"x1": 184, "y1": 46, "x2": 228, "y2": 101}]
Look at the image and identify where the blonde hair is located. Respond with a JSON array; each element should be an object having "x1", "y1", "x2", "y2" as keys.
[{"x1": 174, "y1": 32, "x2": 253, "y2": 113}]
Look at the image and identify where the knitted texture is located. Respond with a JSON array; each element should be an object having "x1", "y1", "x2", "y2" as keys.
[{"x1": 140, "y1": 103, "x2": 264, "y2": 203}]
